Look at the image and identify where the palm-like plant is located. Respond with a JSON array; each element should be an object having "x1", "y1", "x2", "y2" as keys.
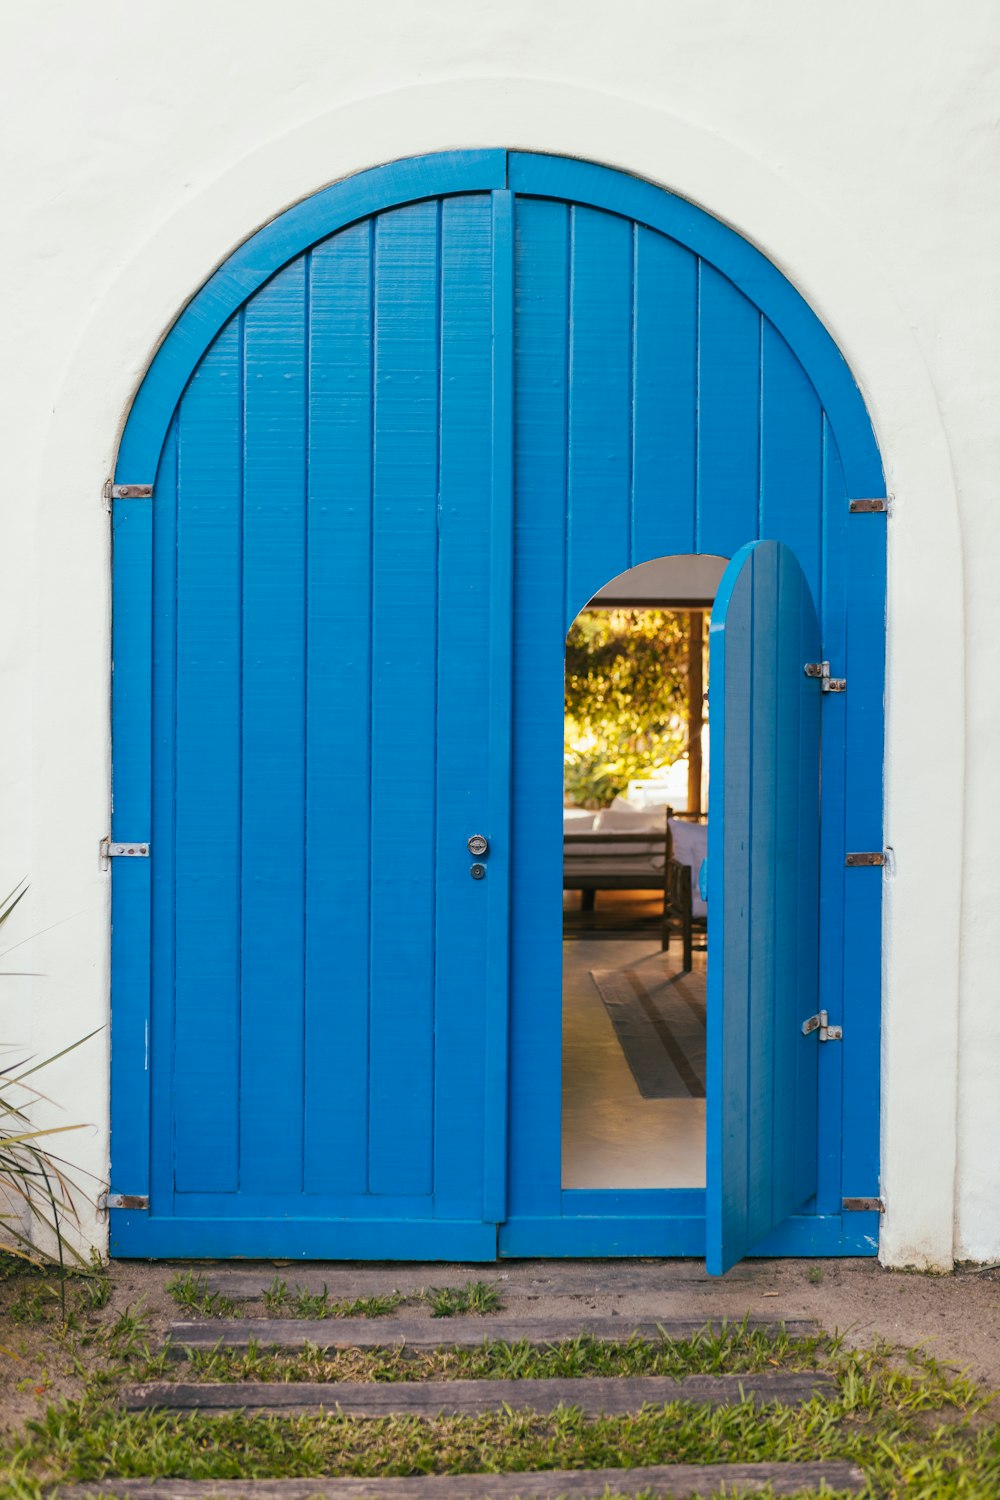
[{"x1": 0, "y1": 881, "x2": 95, "y2": 1275}]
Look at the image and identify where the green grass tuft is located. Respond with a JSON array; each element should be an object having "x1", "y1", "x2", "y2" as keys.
[
  {"x1": 166, "y1": 1272, "x2": 238, "y2": 1319},
  {"x1": 260, "y1": 1277, "x2": 406, "y2": 1320},
  {"x1": 2, "y1": 1279, "x2": 998, "y2": 1499},
  {"x1": 169, "y1": 1324, "x2": 837, "y2": 1386},
  {"x1": 424, "y1": 1279, "x2": 503, "y2": 1318}
]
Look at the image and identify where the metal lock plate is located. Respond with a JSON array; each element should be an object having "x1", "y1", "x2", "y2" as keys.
[{"x1": 467, "y1": 834, "x2": 489, "y2": 856}]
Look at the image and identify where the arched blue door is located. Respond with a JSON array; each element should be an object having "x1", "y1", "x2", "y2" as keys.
[{"x1": 109, "y1": 152, "x2": 885, "y2": 1261}]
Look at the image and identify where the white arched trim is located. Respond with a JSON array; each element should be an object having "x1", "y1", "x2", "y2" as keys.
[{"x1": 36, "y1": 75, "x2": 962, "y2": 1267}]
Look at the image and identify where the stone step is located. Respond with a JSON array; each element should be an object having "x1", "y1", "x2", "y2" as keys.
[
  {"x1": 125, "y1": 1369, "x2": 834, "y2": 1414},
  {"x1": 59, "y1": 1459, "x2": 866, "y2": 1498},
  {"x1": 166, "y1": 1315, "x2": 819, "y2": 1355}
]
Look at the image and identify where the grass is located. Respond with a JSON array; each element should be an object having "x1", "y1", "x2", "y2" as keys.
[
  {"x1": 3, "y1": 1266, "x2": 999, "y2": 1499},
  {"x1": 167, "y1": 1272, "x2": 504, "y2": 1321},
  {"x1": 0, "y1": 1250, "x2": 111, "y2": 1330},
  {"x1": 167, "y1": 1323, "x2": 837, "y2": 1386},
  {"x1": 3, "y1": 1347, "x2": 997, "y2": 1498},
  {"x1": 165, "y1": 1271, "x2": 238, "y2": 1319},
  {"x1": 261, "y1": 1276, "x2": 406, "y2": 1321},
  {"x1": 425, "y1": 1279, "x2": 503, "y2": 1318}
]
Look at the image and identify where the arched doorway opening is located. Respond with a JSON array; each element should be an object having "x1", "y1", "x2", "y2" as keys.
[{"x1": 562, "y1": 555, "x2": 725, "y2": 1194}]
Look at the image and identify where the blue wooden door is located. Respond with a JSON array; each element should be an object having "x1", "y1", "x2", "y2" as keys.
[
  {"x1": 111, "y1": 152, "x2": 885, "y2": 1261},
  {"x1": 706, "y1": 541, "x2": 823, "y2": 1276},
  {"x1": 111, "y1": 185, "x2": 513, "y2": 1257}
]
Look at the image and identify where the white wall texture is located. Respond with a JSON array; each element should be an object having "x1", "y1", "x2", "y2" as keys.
[{"x1": 2, "y1": 0, "x2": 997, "y2": 1266}]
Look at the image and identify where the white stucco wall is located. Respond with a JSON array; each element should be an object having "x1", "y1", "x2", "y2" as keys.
[{"x1": 2, "y1": 0, "x2": 997, "y2": 1266}]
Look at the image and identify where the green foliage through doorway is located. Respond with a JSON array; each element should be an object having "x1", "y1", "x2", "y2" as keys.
[{"x1": 564, "y1": 609, "x2": 690, "y2": 808}]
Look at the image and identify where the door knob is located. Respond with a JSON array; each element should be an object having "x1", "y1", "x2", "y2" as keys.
[{"x1": 467, "y1": 834, "x2": 489, "y2": 856}]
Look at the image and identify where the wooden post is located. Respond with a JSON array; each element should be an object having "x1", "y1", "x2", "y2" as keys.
[{"x1": 686, "y1": 610, "x2": 704, "y2": 815}]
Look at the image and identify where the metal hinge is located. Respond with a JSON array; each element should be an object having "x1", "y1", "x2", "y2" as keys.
[
  {"x1": 803, "y1": 661, "x2": 847, "y2": 693},
  {"x1": 802, "y1": 1010, "x2": 843, "y2": 1042},
  {"x1": 849, "y1": 497, "x2": 891, "y2": 514},
  {"x1": 103, "y1": 479, "x2": 154, "y2": 512},
  {"x1": 103, "y1": 1192, "x2": 149, "y2": 1212},
  {"x1": 843, "y1": 1196, "x2": 884, "y2": 1213},
  {"x1": 846, "y1": 851, "x2": 887, "y2": 867},
  {"x1": 100, "y1": 837, "x2": 150, "y2": 872}
]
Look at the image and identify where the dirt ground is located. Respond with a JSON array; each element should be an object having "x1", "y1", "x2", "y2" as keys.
[{"x1": 2, "y1": 1255, "x2": 998, "y2": 1439}]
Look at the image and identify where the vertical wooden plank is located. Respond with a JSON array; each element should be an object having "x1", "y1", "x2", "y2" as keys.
[
  {"x1": 767, "y1": 548, "x2": 798, "y2": 1222},
  {"x1": 303, "y1": 222, "x2": 373, "y2": 1195},
  {"x1": 148, "y1": 422, "x2": 178, "y2": 1211},
  {"x1": 109, "y1": 484, "x2": 154, "y2": 1199},
  {"x1": 172, "y1": 319, "x2": 243, "y2": 1193},
  {"x1": 432, "y1": 194, "x2": 494, "y2": 1220},
  {"x1": 368, "y1": 201, "x2": 440, "y2": 1196},
  {"x1": 759, "y1": 323, "x2": 824, "y2": 610},
  {"x1": 686, "y1": 612, "x2": 704, "y2": 815},
  {"x1": 697, "y1": 267, "x2": 761, "y2": 559},
  {"x1": 506, "y1": 197, "x2": 568, "y2": 1223},
  {"x1": 707, "y1": 540, "x2": 823, "y2": 1273},
  {"x1": 707, "y1": 547, "x2": 752, "y2": 1274},
  {"x1": 482, "y1": 190, "x2": 514, "y2": 1224},
  {"x1": 759, "y1": 326, "x2": 826, "y2": 1215},
  {"x1": 842, "y1": 472, "x2": 886, "y2": 1207},
  {"x1": 565, "y1": 206, "x2": 633, "y2": 615},
  {"x1": 239, "y1": 260, "x2": 308, "y2": 1195},
  {"x1": 631, "y1": 228, "x2": 698, "y2": 565},
  {"x1": 791, "y1": 561, "x2": 822, "y2": 1214},
  {"x1": 814, "y1": 424, "x2": 848, "y2": 1212},
  {"x1": 746, "y1": 544, "x2": 778, "y2": 1248},
  {"x1": 773, "y1": 554, "x2": 821, "y2": 1221}
]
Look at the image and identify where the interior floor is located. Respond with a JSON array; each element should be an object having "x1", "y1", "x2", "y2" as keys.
[{"x1": 562, "y1": 892, "x2": 707, "y2": 1191}]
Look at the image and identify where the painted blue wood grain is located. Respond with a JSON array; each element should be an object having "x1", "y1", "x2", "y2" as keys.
[
  {"x1": 302, "y1": 222, "x2": 373, "y2": 1195},
  {"x1": 120, "y1": 150, "x2": 882, "y2": 504},
  {"x1": 110, "y1": 1213, "x2": 500, "y2": 1260},
  {"x1": 433, "y1": 193, "x2": 494, "y2": 1220},
  {"x1": 239, "y1": 260, "x2": 308, "y2": 1195},
  {"x1": 172, "y1": 318, "x2": 243, "y2": 1193},
  {"x1": 772, "y1": 557, "x2": 804, "y2": 1215},
  {"x1": 815, "y1": 424, "x2": 848, "y2": 1213},
  {"x1": 791, "y1": 557, "x2": 822, "y2": 1214},
  {"x1": 746, "y1": 542, "x2": 779, "y2": 1249},
  {"x1": 117, "y1": 153, "x2": 507, "y2": 483},
  {"x1": 111, "y1": 154, "x2": 886, "y2": 1261},
  {"x1": 367, "y1": 201, "x2": 440, "y2": 1197},
  {"x1": 707, "y1": 546, "x2": 752, "y2": 1274},
  {"x1": 506, "y1": 153, "x2": 884, "y2": 501},
  {"x1": 506, "y1": 196, "x2": 569, "y2": 1224},
  {"x1": 697, "y1": 267, "x2": 761, "y2": 557},
  {"x1": 759, "y1": 323, "x2": 824, "y2": 610},
  {"x1": 482, "y1": 190, "x2": 515, "y2": 1224},
  {"x1": 565, "y1": 207, "x2": 633, "y2": 616},
  {"x1": 630, "y1": 229, "x2": 698, "y2": 564},
  {"x1": 707, "y1": 541, "x2": 822, "y2": 1275},
  {"x1": 148, "y1": 422, "x2": 178, "y2": 1213},
  {"x1": 841, "y1": 475, "x2": 886, "y2": 1211},
  {"x1": 109, "y1": 483, "x2": 153, "y2": 1200}
]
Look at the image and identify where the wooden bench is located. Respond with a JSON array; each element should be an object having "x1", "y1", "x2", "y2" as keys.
[
  {"x1": 563, "y1": 808, "x2": 706, "y2": 967},
  {"x1": 563, "y1": 811, "x2": 669, "y2": 948}
]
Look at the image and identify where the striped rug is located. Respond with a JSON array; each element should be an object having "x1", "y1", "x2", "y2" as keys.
[{"x1": 590, "y1": 962, "x2": 706, "y2": 1099}]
